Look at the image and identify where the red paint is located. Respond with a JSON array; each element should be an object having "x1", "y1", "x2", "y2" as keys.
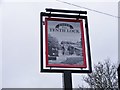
[{"x1": 45, "y1": 18, "x2": 87, "y2": 68}]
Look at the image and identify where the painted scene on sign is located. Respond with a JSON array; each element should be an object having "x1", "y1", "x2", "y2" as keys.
[{"x1": 46, "y1": 18, "x2": 86, "y2": 67}]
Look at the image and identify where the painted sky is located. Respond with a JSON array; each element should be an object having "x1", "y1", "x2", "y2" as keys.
[{"x1": 1, "y1": 0, "x2": 119, "y2": 89}]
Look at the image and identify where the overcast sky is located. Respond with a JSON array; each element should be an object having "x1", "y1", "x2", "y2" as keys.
[{"x1": 0, "y1": 0, "x2": 119, "y2": 89}]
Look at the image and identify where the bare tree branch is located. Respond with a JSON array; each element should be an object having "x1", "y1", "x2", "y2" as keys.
[{"x1": 79, "y1": 59, "x2": 118, "y2": 89}]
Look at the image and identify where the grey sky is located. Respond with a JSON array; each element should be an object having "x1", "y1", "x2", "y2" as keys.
[
  {"x1": 1, "y1": 0, "x2": 119, "y2": 89},
  {"x1": 0, "y1": 2, "x2": 2, "y2": 89},
  {"x1": 118, "y1": 1, "x2": 120, "y2": 64}
]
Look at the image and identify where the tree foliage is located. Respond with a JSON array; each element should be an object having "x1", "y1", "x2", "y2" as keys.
[{"x1": 80, "y1": 60, "x2": 118, "y2": 89}]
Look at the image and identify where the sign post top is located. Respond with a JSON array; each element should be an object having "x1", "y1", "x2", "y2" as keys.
[{"x1": 45, "y1": 8, "x2": 87, "y2": 14}]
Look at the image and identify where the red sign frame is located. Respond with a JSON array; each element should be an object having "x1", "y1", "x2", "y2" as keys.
[{"x1": 45, "y1": 18, "x2": 87, "y2": 68}]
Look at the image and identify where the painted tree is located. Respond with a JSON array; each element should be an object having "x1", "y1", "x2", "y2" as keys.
[
  {"x1": 79, "y1": 60, "x2": 118, "y2": 89},
  {"x1": 48, "y1": 34, "x2": 60, "y2": 56},
  {"x1": 48, "y1": 34, "x2": 59, "y2": 48}
]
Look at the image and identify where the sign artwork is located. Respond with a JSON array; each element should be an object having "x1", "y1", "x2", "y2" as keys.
[{"x1": 45, "y1": 18, "x2": 87, "y2": 68}]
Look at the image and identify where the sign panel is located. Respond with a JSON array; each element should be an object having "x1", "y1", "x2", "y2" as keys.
[{"x1": 45, "y1": 18, "x2": 87, "y2": 68}]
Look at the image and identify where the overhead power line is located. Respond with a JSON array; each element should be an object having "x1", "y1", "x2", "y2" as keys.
[{"x1": 56, "y1": 0, "x2": 120, "y2": 18}]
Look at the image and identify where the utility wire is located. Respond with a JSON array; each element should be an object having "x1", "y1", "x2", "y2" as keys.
[{"x1": 56, "y1": 0, "x2": 120, "y2": 18}]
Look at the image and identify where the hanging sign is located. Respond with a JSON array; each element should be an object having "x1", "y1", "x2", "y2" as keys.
[{"x1": 45, "y1": 18, "x2": 87, "y2": 68}]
